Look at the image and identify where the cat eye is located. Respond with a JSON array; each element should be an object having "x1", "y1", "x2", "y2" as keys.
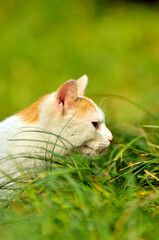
[{"x1": 91, "y1": 121, "x2": 99, "y2": 129}]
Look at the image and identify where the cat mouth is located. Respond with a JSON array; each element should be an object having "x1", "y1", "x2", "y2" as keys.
[
  {"x1": 84, "y1": 145, "x2": 94, "y2": 151},
  {"x1": 77, "y1": 144, "x2": 106, "y2": 156},
  {"x1": 83, "y1": 145, "x2": 106, "y2": 153}
]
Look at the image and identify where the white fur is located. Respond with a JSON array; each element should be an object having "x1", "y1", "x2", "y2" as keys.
[{"x1": 0, "y1": 77, "x2": 113, "y2": 184}]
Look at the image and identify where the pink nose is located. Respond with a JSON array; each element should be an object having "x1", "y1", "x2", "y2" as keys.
[{"x1": 109, "y1": 137, "x2": 113, "y2": 143}]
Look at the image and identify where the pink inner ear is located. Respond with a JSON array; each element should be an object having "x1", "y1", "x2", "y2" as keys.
[
  {"x1": 57, "y1": 80, "x2": 77, "y2": 106},
  {"x1": 58, "y1": 86, "x2": 67, "y2": 104}
]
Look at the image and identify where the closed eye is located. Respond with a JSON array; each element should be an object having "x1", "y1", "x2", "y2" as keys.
[{"x1": 91, "y1": 121, "x2": 99, "y2": 129}]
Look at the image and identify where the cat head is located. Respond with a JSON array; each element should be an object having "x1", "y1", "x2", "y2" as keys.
[
  {"x1": 40, "y1": 75, "x2": 113, "y2": 156},
  {"x1": 18, "y1": 75, "x2": 113, "y2": 156}
]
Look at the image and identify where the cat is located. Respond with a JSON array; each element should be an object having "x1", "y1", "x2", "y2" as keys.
[{"x1": 0, "y1": 75, "x2": 113, "y2": 183}]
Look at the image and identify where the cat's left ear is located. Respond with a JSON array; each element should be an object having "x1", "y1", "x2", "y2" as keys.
[
  {"x1": 77, "y1": 75, "x2": 88, "y2": 96},
  {"x1": 56, "y1": 80, "x2": 77, "y2": 108}
]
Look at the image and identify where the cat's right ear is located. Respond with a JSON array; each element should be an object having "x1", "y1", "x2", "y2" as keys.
[
  {"x1": 56, "y1": 80, "x2": 77, "y2": 110},
  {"x1": 77, "y1": 75, "x2": 88, "y2": 96}
]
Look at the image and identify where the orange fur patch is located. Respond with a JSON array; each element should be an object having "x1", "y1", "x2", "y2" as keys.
[
  {"x1": 17, "y1": 95, "x2": 49, "y2": 124},
  {"x1": 74, "y1": 97, "x2": 97, "y2": 116}
]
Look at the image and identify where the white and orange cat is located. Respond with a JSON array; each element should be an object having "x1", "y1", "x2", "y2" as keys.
[{"x1": 0, "y1": 75, "x2": 113, "y2": 182}]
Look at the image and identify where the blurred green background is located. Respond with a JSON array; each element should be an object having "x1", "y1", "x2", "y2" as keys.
[{"x1": 0, "y1": 0, "x2": 159, "y2": 124}]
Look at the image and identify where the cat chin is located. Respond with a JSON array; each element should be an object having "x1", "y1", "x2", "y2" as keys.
[
  {"x1": 82, "y1": 150, "x2": 105, "y2": 157},
  {"x1": 75, "y1": 144, "x2": 108, "y2": 157}
]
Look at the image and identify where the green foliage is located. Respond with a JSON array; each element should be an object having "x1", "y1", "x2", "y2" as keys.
[
  {"x1": 0, "y1": 0, "x2": 159, "y2": 123},
  {"x1": 0, "y1": 125, "x2": 159, "y2": 240},
  {"x1": 0, "y1": 1, "x2": 159, "y2": 239}
]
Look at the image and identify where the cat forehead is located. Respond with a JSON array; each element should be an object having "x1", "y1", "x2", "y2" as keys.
[
  {"x1": 75, "y1": 97, "x2": 96, "y2": 111},
  {"x1": 74, "y1": 96, "x2": 105, "y2": 122}
]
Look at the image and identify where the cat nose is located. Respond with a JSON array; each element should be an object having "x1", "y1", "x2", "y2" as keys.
[{"x1": 109, "y1": 137, "x2": 113, "y2": 143}]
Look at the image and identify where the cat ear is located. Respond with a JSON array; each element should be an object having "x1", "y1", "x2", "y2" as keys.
[
  {"x1": 77, "y1": 75, "x2": 88, "y2": 96},
  {"x1": 57, "y1": 80, "x2": 77, "y2": 107}
]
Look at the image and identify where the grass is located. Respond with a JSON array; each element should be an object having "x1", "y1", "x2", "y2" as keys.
[
  {"x1": 0, "y1": 0, "x2": 159, "y2": 239},
  {"x1": 0, "y1": 122, "x2": 158, "y2": 240}
]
